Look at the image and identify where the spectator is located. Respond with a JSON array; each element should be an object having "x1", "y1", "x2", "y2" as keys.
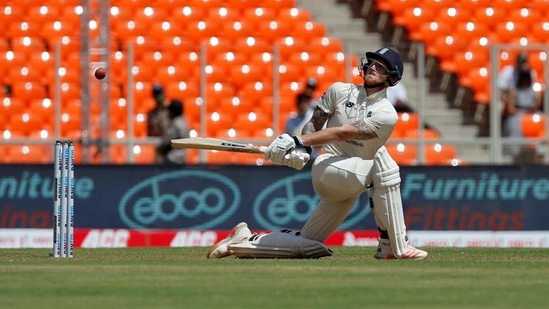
[
  {"x1": 497, "y1": 52, "x2": 542, "y2": 162},
  {"x1": 285, "y1": 92, "x2": 319, "y2": 159},
  {"x1": 285, "y1": 93, "x2": 314, "y2": 136},
  {"x1": 155, "y1": 99, "x2": 190, "y2": 164},
  {"x1": 300, "y1": 77, "x2": 318, "y2": 99},
  {"x1": 386, "y1": 81, "x2": 414, "y2": 113},
  {"x1": 147, "y1": 84, "x2": 170, "y2": 137}
]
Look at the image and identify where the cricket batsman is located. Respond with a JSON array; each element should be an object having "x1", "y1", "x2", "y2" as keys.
[{"x1": 208, "y1": 47, "x2": 428, "y2": 260}]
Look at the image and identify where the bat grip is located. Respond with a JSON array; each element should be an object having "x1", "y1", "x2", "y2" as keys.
[{"x1": 258, "y1": 146, "x2": 269, "y2": 153}]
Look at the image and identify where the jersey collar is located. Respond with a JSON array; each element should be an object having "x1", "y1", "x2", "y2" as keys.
[{"x1": 362, "y1": 86, "x2": 387, "y2": 104}]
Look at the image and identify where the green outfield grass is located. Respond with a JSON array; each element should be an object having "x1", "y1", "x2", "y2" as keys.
[{"x1": 1, "y1": 247, "x2": 549, "y2": 309}]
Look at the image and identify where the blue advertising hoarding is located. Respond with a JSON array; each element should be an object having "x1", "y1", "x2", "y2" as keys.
[{"x1": 1, "y1": 164, "x2": 548, "y2": 230}]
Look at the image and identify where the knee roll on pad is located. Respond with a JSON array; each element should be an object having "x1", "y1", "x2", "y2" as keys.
[{"x1": 228, "y1": 230, "x2": 333, "y2": 259}]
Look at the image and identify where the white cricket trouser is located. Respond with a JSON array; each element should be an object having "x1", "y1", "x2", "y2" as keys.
[{"x1": 300, "y1": 153, "x2": 374, "y2": 242}]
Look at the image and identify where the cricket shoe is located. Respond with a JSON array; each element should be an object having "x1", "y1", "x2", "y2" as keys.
[
  {"x1": 374, "y1": 239, "x2": 428, "y2": 260},
  {"x1": 207, "y1": 222, "x2": 252, "y2": 259}
]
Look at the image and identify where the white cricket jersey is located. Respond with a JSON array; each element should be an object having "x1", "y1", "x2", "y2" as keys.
[{"x1": 316, "y1": 82, "x2": 398, "y2": 160}]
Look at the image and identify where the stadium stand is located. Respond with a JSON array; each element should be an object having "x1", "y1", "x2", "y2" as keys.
[{"x1": 6, "y1": 0, "x2": 544, "y2": 165}]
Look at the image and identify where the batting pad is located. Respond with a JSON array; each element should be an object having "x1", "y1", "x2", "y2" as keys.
[
  {"x1": 372, "y1": 146, "x2": 408, "y2": 258},
  {"x1": 228, "y1": 231, "x2": 333, "y2": 259}
]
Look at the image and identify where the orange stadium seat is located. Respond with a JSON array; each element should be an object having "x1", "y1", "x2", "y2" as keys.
[
  {"x1": 453, "y1": 22, "x2": 490, "y2": 46},
  {"x1": 29, "y1": 51, "x2": 54, "y2": 75},
  {"x1": 230, "y1": 63, "x2": 267, "y2": 88},
  {"x1": 463, "y1": 67, "x2": 490, "y2": 102},
  {"x1": 204, "y1": 150, "x2": 235, "y2": 165},
  {"x1": 124, "y1": 36, "x2": 161, "y2": 55},
  {"x1": 28, "y1": 98, "x2": 54, "y2": 119},
  {"x1": 9, "y1": 65, "x2": 45, "y2": 85},
  {"x1": 436, "y1": 6, "x2": 474, "y2": 26},
  {"x1": 160, "y1": 36, "x2": 197, "y2": 53},
  {"x1": 134, "y1": 6, "x2": 168, "y2": 24},
  {"x1": 169, "y1": 5, "x2": 207, "y2": 24},
  {"x1": 288, "y1": 51, "x2": 324, "y2": 68},
  {"x1": 113, "y1": 19, "x2": 151, "y2": 41},
  {"x1": 12, "y1": 82, "x2": 49, "y2": 102},
  {"x1": 27, "y1": 5, "x2": 61, "y2": 24},
  {"x1": 521, "y1": 113, "x2": 545, "y2": 138},
  {"x1": 392, "y1": 7, "x2": 437, "y2": 39},
  {"x1": 425, "y1": 143, "x2": 458, "y2": 165},
  {"x1": 451, "y1": 49, "x2": 489, "y2": 80},
  {"x1": 472, "y1": 7, "x2": 509, "y2": 29},
  {"x1": 185, "y1": 20, "x2": 222, "y2": 44},
  {"x1": 1, "y1": 50, "x2": 28, "y2": 71},
  {"x1": 206, "y1": 112, "x2": 234, "y2": 137},
  {"x1": 308, "y1": 37, "x2": 344, "y2": 54},
  {"x1": 114, "y1": 0, "x2": 153, "y2": 8},
  {"x1": 11, "y1": 36, "x2": 47, "y2": 54},
  {"x1": 394, "y1": 112, "x2": 420, "y2": 136},
  {"x1": 41, "y1": 21, "x2": 80, "y2": 41},
  {"x1": 138, "y1": 51, "x2": 175, "y2": 68},
  {"x1": 203, "y1": 83, "x2": 236, "y2": 109},
  {"x1": 221, "y1": 20, "x2": 259, "y2": 42},
  {"x1": 530, "y1": 21, "x2": 549, "y2": 44},
  {"x1": 234, "y1": 112, "x2": 272, "y2": 135},
  {"x1": 386, "y1": 143, "x2": 418, "y2": 166},
  {"x1": 0, "y1": 5, "x2": 26, "y2": 26},
  {"x1": 291, "y1": 21, "x2": 328, "y2": 41},
  {"x1": 409, "y1": 22, "x2": 451, "y2": 47},
  {"x1": 241, "y1": 7, "x2": 277, "y2": 26},
  {"x1": 148, "y1": 20, "x2": 183, "y2": 38},
  {"x1": 60, "y1": 82, "x2": 81, "y2": 101},
  {"x1": 155, "y1": 65, "x2": 188, "y2": 85},
  {"x1": 233, "y1": 37, "x2": 272, "y2": 57},
  {"x1": 257, "y1": 20, "x2": 292, "y2": 44},
  {"x1": 131, "y1": 144, "x2": 156, "y2": 164},
  {"x1": 130, "y1": 81, "x2": 153, "y2": 100},
  {"x1": 457, "y1": 0, "x2": 494, "y2": 9},
  {"x1": 304, "y1": 63, "x2": 344, "y2": 84},
  {"x1": 9, "y1": 112, "x2": 47, "y2": 134},
  {"x1": 0, "y1": 97, "x2": 26, "y2": 116},
  {"x1": 165, "y1": 81, "x2": 200, "y2": 102},
  {"x1": 250, "y1": 51, "x2": 274, "y2": 76},
  {"x1": 52, "y1": 36, "x2": 80, "y2": 59},
  {"x1": 237, "y1": 81, "x2": 273, "y2": 107},
  {"x1": 205, "y1": 6, "x2": 241, "y2": 24},
  {"x1": 403, "y1": 128, "x2": 440, "y2": 139},
  {"x1": 531, "y1": 0, "x2": 549, "y2": 11},
  {"x1": 7, "y1": 145, "x2": 52, "y2": 164},
  {"x1": 260, "y1": 0, "x2": 296, "y2": 9},
  {"x1": 7, "y1": 21, "x2": 43, "y2": 38},
  {"x1": 277, "y1": 7, "x2": 312, "y2": 23},
  {"x1": 173, "y1": 51, "x2": 200, "y2": 81},
  {"x1": 494, "y1": 21, "x2": 529, "y2": 43}
]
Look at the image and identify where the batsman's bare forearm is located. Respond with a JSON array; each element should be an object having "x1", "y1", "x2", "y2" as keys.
[
  {"x1": 301, "y1": 107, "x2": 330, "y2": 135},
  {"x1": 299, "y1": 120, "x2": 378, "y2": 147}
]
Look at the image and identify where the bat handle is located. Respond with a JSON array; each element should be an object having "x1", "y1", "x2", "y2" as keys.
[{"x1": 258, "y1": 146, "x2": 269, "y2": 153}]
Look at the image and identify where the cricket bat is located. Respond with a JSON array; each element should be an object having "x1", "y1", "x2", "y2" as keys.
[{"x1": 171, "y1": 137, "x2": 268, "y2": 154}]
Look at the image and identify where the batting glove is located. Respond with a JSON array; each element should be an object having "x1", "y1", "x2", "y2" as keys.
[
  {"x1": 265, "y1": 134, "x2": 295, "y2": 163},
  {"x1": 280, "y1": 150, "x2": 310, "y2": 170},
  {"x1": 265, "y1": 134, "x2": 313, "y2": 164}
]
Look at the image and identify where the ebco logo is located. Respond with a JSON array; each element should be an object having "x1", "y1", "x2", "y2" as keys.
[
  {"x1": 254, "y1": 173, "x2": 371, "y2": 230},
  {"x1": 119, "y1": 171, "x2": 240, "y2": 229}
]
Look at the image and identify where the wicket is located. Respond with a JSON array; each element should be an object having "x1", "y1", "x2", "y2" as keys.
[{"x1": 52, "y1": 140, "x2": 75, "y2": 258}]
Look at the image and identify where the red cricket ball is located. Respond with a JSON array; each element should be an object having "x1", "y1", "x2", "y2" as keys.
[{"x1": 94, "y1": 67, "x2": 106, "y2": 80}]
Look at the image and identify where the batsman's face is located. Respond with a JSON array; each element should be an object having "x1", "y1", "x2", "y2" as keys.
[
  {"x1": 366, "y1": 59, "x2": 388, "y2": 76},
  {"x1": 363, "y1": 58, "x2": 388, "y2": 85}
]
